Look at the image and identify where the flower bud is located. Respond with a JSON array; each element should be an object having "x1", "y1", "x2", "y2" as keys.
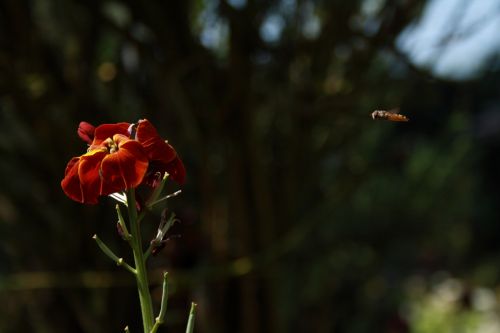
[{"x1": 78, "y1": 122, "x2": 96, "y2": 144}]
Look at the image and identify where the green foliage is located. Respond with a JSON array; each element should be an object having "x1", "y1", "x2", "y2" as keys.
[{"x1": 407, "y1": 275, "x2": 500, "y2": 333}]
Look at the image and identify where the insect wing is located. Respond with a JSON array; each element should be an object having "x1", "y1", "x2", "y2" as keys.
[{"x1": 386, "y1": 108, "x2": 401, "y2": 115}]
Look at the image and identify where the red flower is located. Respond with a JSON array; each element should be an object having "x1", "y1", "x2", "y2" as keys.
[
  {"x1": 134, "y1": 119, "x2": 186, "y2": 185},
  {"x1": 62, "y1": 130, "x2": 148, "y2": 204},
  {"x1": 61, "y1": 119, "x2": 185, "y2": 204}
]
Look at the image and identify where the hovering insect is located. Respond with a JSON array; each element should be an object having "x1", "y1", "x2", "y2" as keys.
[{"x1": 371, "y1": 108, "x2": 409, "y2": 122}]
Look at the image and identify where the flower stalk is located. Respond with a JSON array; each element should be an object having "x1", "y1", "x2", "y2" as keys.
[
  {"x1": 150, "y1": 272, "x2": 169, "y2": 333},
  {"x1": 145, "y1": 173, "x2": 169, "y2": 208},
  {"x1": 116, "y1": 204, "x2": 131, "y2": 241},
  {"x1": 126, "y1": 189, "x2": 155, "y2": 332},
  {"x1": 92, "y1": 234, "x2": 136, "y2": 274},
  {"x1": 185, "y1": 302, "x2": 198, "y2": 333},
  {"x1": 147, "y1": 189, "x2": 182, "y2": 208}
]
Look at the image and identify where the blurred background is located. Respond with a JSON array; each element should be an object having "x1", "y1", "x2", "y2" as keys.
[{"x1": 1, "y1": 0, "x2": 500, "y2": 332}]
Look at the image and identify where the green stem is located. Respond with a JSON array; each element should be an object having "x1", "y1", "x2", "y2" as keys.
[
  {"x1": 147, "y1": 190, "x2": 182, "y2": 207},
  {"x1": 185, "y1": 302, "x2": 197, "y2": 333},
  {"x1": 116, "y1": 204, "x2": 131, "y2": 241},
  {"x1": 150, "y1": 272, "x2": 169, "y2": 333},
  {"x1": 145, "y1": 173, "x2": 169, "y2": 208},
  {"x1": 126, "y1": 190, "x2": 155, "y2": 332},
  {"x1": 144, "y1": 245, "x2": 153, "y2": 260},
  {"x1": 92, "y1": 234, "x2": 136, "y2": 274}
]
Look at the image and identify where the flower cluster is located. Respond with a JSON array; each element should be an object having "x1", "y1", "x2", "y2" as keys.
[{"x1": 61, "y1": 119, "x2": 185, "y2": 204}]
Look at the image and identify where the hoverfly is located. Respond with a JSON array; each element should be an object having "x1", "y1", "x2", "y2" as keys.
[{"x1": 371, "y1": 108, "x2": 409, "y2": 122}]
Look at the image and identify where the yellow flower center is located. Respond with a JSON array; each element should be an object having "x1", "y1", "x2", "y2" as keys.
[{"x1": 104, "y1": 137, "x2": 119, "y2": 154}]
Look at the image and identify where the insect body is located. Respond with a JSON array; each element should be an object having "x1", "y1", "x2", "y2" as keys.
[{"x1": 371, "y1": 109, "x2": 409, "y2": 122}]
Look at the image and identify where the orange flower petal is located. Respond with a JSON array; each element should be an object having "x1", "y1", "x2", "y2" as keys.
[
  {"x1": 61, "y1": 157, "x2": 83, "y2": 202},
  {"x1": 165, "y1": 156, "x2": 186, "y2": 184},
  {"x1": 78, "y1": 149, "x2": 107, "y2": 204},
  {"x1": 135, "y1": 119, "x2": 177, "y2": 163},
  {"x1": 91, "y1": 122, "x2": 130, "y2": 146},
  {"x1": 100, "y1": 140, "x2": 149, "y2": 195}
]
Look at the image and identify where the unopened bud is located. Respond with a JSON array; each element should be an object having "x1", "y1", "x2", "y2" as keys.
[
  {"x1": 78, "y1": 122, "x2": 95, "y2": 144},
  {"x1": 116, "y1": 222, "x2": 127, "y2": 240}
]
